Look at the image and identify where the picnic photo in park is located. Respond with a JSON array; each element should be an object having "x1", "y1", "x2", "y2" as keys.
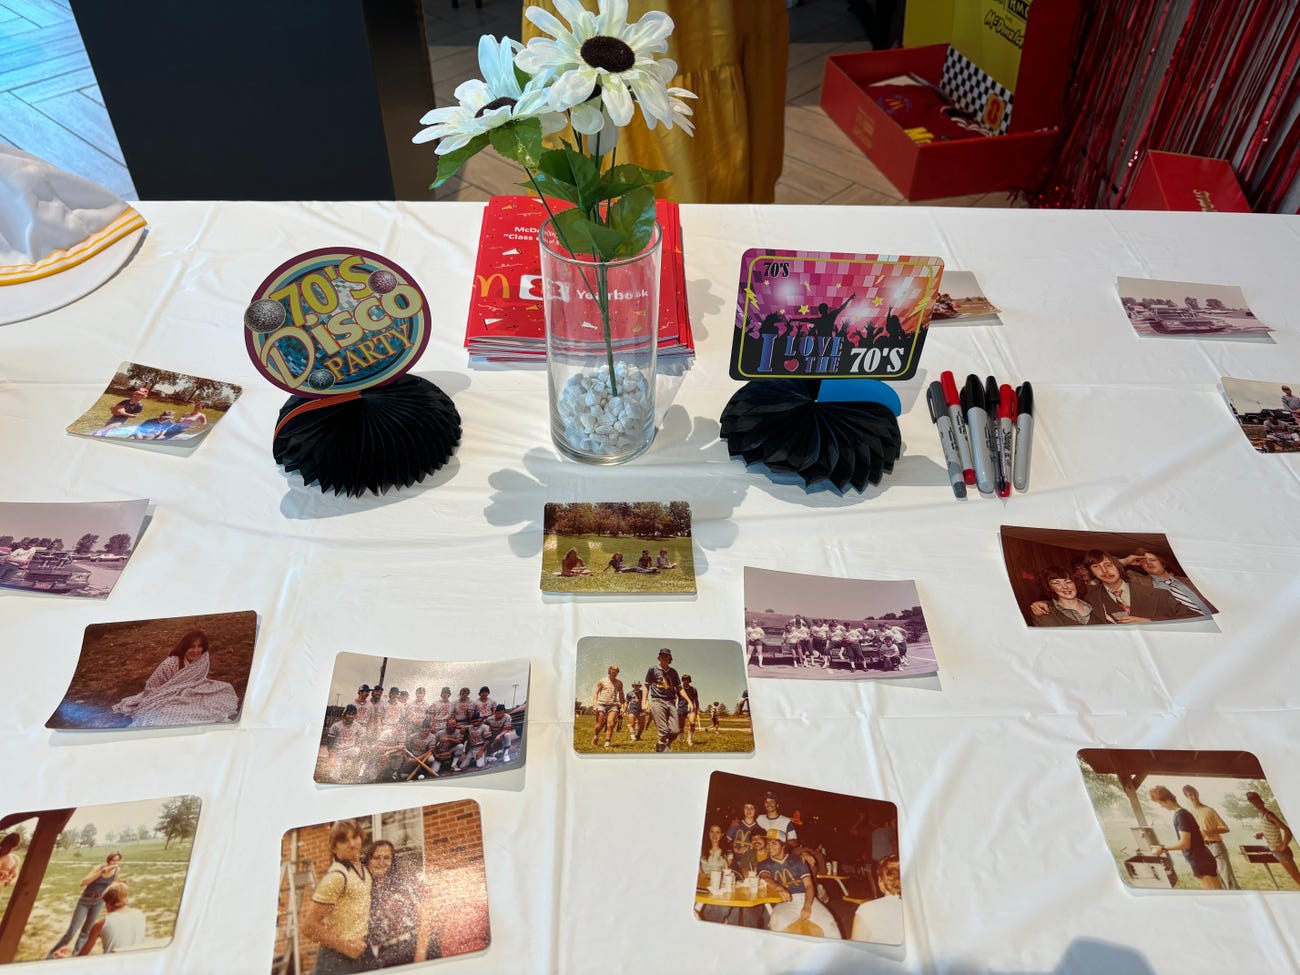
[
  {"x1": 0, "y1": 795, "x2": 200, "y2": 964},
  {"x1": 1221, "y1": 376, "x2": 1300, "y2": 453},
  {"x1": 274, "y1": 802, "x2": 490, "y2": 973},
  {"x1": 0, "y1": 500, "x2": 148, "y2": 599},
  {"x1": 1000, "y1": 526, "x2": 1217, "y2": 627},
  {"x1": 540, "y1": 501, "x2": 696, "y2": 594},
  {"x1": 742, "y1": 567, "x2": 938, "y2": 681},
  {"x1": 46, "y1": 611, "x2": 256, "y2": 730},
  {"x1": 315, "y1": 653, "x2": 528, "y2": 784},
  {"x1": 574, "y1": 636, "x2": 752, "y2": 755},
  {"x1": 67, "y1": 361, "x2": 241, "y2": 449},
  {"x1": 695, "y1": 771, "x2": 901, "y2": 945},
  {"x1": 1077, "y1": 748, "x2": 1300, "y2": 892}
]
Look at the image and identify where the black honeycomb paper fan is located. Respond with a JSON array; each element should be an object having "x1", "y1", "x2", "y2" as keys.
[
  {"x1": 273, "y1": 375, "x2": 461, "y2": 497},
  {"x1": 719, "y1": 380, "x2": 901, "y2": 493}
]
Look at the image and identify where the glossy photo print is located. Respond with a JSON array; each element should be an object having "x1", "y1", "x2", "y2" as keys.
[
  {"x1": 0, "y1": 795, "x2": 200, "y2": 964},
  {"x1": 316, "y1": 653, "x2": 528, "y2": 785},
  {"x1": 926, "y1": 270, "x2": 1001, "y2": 325},
  {"x1": 0, "y1": 500, "x2": 148, "y2": 599},
  {"x1": 574, "y1": 636, "x2": 753, "y2": 755},
  {"x1": 695, "y1": 772, "x2": 901, "y2": 945},
  {"x1": 66, "y1": 361, "x2": 240, "y2": 449},
  {"x1": 743, "y1": 567, "x2": 938, "y2": 680},
  {"x1": 274, "y1": 802, "x2": 490, "y2": 972},
  {"x1": 1117, "y1": 277, "x2": 1272, "y2": 338},
  {"x1": 46, "y1": 611, "x2": 256, "y2": 730},
  {"x1": 1077, "y1": 749, "x2": 1300, "y2": 892},
  {"x1": 540, "y1": 501, "x2": 696, "y2": 594},
  {"x1": 1221, "y1": 376, "x2": 1300, "y2": 453},
  {"x1": 1001, "y1": 526, "x2": 1217, "y2": 627}
]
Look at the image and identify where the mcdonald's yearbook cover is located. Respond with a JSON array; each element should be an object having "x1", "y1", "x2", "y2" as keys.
[{"x1": 465, "y1": 196, "x2": 693, "y2": 361}]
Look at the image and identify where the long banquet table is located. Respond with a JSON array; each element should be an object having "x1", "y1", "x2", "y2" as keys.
[{"x1": 3, "y1": 201, "x2": 1300, "y2": 974}]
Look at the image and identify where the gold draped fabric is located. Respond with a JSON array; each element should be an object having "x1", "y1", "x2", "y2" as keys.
[{"x1": 521, "y1": 1, "x2": 789, "y2": 203}]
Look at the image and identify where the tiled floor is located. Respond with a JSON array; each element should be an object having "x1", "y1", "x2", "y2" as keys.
[{"x1": 3, "y1": 0, "x2": 1014, "y2": 207}]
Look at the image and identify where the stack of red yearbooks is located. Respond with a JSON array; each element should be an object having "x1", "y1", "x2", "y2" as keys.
[{"x1": 464, "y1": 195, "x2": 693, "y2": 361}]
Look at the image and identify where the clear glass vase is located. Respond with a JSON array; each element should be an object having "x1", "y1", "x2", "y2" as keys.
[{"x1": 539, "y1": 217, "x2": 662, "y2": 464}]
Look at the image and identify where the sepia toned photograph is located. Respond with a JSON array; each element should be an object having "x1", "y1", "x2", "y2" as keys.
[
  {"x1": 275, "y1": 802, "x2": 489, "y2": 973},
  {"x1": 1001, "y1": 526, "x2": 1217, "y2": 627},
  {"x1": 743, "y1": 567, "x2": 938, "y2": 681},
  {"x1": 67, "y1": 361, "x2": 241, "y2": 448},
  {"x1": 574, "y1": 637, "x2": 752, "y2": 755},
  {"x1": 541, "y1": 501, "x2": 696, "y2": 594},
  {"x1": 0, "y1": 500, "x2": 148, "y2": 599},
  {"x1": 695, "y1": 772, "x2": 901, "y2": 945},
  {"x1": 46, "y1": 611, "x2": 256, "y2": 730},
  {"x1": 1078, "y1": 749, "x2": 1300, "y2": 892},
  {"x1": 927, "y1": 270, "x2": 1001, "y2": 325},
  {"x1": 1117, "y1": 276, "x2": 1271, "y2": 337},
  {"x1": 315, "y1": 653, "x2": 528, "y2": 785},
  {"x1": 1221, "y1": 376, "x2": 1300, "y2": 453},
  {"x1": 0, "y1": 795, "x2": 200, "y2": 964}
]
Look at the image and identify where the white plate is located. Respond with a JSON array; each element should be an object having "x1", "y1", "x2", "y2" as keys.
[{"x1": 0, "y1": 226, "x2": 147, "y2": 326}]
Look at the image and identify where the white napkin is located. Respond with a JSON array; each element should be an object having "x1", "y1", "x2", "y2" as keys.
[{"x1": 0, "y1": 145, "x2": 146, "y2": 324}]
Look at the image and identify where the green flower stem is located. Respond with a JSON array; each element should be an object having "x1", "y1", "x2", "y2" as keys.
[{"x1": 525, "y1": 166, "x2": 620, "y2": 396}]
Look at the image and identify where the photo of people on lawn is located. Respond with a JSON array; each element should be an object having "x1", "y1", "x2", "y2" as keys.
[
  {"x1": 743, "y1": 567, "x2": 938, "y2": 681},
  {"x1": 1078, "y1": 748, "x2": 1300, "y2": 892},
  {"x1": 1001, "y1": 526, "x2": 1217, "y2": 627},
  {"x1": 274, "y1": 802, "x2": 489, "y2": 973},
  {"x1": 540, "y1": 501, "x2": 696, "y2": 594},
  {"x1": 574, "y1": 637, "x2": 752, "y2": 755},
  {"x1": 694, "y1": 772, "x2": 901, "y2": 945},
  {"x1": 67, "y1": 361, "x2": 240, "y2": 449},
  {"x1": 315, "y1": 653, "x2": 528, "y2": 785},
  {"x1": 0, "y1": 795, "x2": 200, "y2": 964},
  {"x1": 0, "y1": 500, "x2": 148, "y2": 599},
  {"x1": 47, "y1": 611, "x2": 256, "y2": 731}
]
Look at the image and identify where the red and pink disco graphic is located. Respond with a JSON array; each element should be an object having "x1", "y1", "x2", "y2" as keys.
[{"x1": 730, "y1": 248, "x2": 943, "y2": 381}]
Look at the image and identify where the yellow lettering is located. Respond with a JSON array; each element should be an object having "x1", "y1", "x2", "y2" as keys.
[
  {"x1": 324, "y1": 356, "x2": 347, "y2": 382},
  {"x1": 343, "y1": 348, "x2": 369, "y2": 373},
  {"x1": 257, "y1": 325, "x2": 314, "y2": 386},
  {"x1": 353, "y1": 295, "x2": 392, "y2": 333},
  {"x1": 326, "y1": 309, "x2": 365, "y2": 348},
  {"x1": 338, "y1": 255, "x2": 373, "y2": 298}
]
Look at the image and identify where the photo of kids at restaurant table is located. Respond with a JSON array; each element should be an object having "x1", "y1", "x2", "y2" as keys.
[{"x1": 695, "y1": 772, "x2": 902, "y2": 945}]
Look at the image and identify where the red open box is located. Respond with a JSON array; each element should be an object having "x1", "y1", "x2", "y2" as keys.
[{"x1": 820, "y1": 0, "x2": 1080, "y2": 201}]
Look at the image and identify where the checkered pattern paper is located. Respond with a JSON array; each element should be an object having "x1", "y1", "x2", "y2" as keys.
[{"x1": 940, "y1": 45, "x2": 1014, "y2": 135}]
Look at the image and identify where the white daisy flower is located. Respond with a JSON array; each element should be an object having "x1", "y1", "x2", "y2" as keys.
[
  {"x1": 414, "y1": 35, "x2": 564, "y2": 154},
  {"x1": 516, "y1": 0, "x2": 693, "y2": 132}
]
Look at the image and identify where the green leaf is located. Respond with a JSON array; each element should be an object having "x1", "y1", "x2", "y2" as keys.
[
  {"x1": 429, "y1": 133, "x2": 490, "y2": 189},
  {"x1": 513, "y1": 65, "x2": 532, "y2": 90},
  {"x1": 552, "y1": 209, "x2": 626, "y2": 262},
  {"x1": 528, "y1": 172, "x2": 581, "y2": 205},
  {"x1": 595, "y1": 164, "x2": 672, "y2": 203},
  {"x1": 560, "y1": 148, "x2": 601, "y2": 214},
  {"x1": 607, "y1": 186, "x2": 657, "y2": 258},
  {"x1": 488, "y1": 117, "x2": 543, "y2": 170}
]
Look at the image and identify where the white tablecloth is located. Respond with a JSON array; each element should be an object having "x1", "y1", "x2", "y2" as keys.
[{"x1": 3, "y1": 202, "x2": 1300, "y2": 974}]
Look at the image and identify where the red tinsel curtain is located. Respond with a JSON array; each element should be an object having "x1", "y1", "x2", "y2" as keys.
[{"x1": 1028, "y1": 0, "x2": 1300, "y2": 212}]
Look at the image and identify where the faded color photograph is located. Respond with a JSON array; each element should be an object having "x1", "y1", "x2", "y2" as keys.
[
  {"x1": 695, "y1": 772, "x2": 901, "y2": 945},
  {"x1": 47, "y1": 611, "x2": 256, "y2": 730},
  {"x1": 574, "y1": 636, "x2": 752, "y2": 755},
  {"x1": 1078, "y1": 749, "x2": 1300, "y2": 892},
  {"x1": 274, "y1": 802, "x2": 489, "y2": 972},
  {"x1": 0, "y1": 500, "x2": 147, "y2": 599},
  {"x1": 541, "y1": 501, "x2": 695, "y2": 594},
  {"x1": 67, "y1": 361, "x2": 240, "y2": 447},
  {"x1": 0, "y1": 795, "x2": 200, "y2": 964}
]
